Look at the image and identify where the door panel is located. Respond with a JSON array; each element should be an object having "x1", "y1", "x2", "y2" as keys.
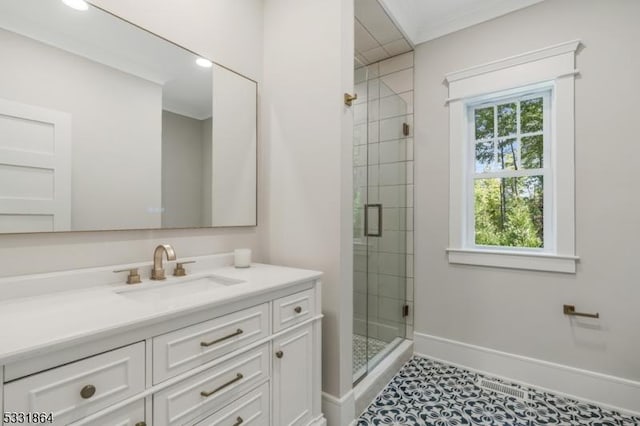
[{"x1": 0, "y1": 98, "x2": 71, "y2": 232}]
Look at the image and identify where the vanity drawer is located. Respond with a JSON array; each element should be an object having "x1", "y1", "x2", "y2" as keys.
[
  {"x1": 153, "y1": 344, "x2": 270, "y2": 426},
  {"x1": 193, "y1": 382, "x2": 269, "y2": 426},
  {"x1": 70, "y1": 400, "x2": 146, "y2": 426},
  {"x1": 4, "y1": 342, "x2": 145, "y2": 426},
  {"x1": 153, "y1": 303, "x2": 269, "y2": 384},
  {"x1": 273, "y1": 288, "x2": 315, "y2": 332}
]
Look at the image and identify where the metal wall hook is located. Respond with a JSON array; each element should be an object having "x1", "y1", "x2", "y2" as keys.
[{"x1": 344, "y1": 93, "x2": 358, "y2": 106}]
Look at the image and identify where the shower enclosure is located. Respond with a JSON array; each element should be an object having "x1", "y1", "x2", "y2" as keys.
[{"x1": 353, "y1": 59, "x2": 413, "y2": 384}]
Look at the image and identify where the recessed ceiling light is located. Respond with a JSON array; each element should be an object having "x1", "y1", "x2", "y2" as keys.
[
  {"x1": 196, "y1": 58, "x2": 213, "y2": 68},
  {"x1": 62, "y1": 0, "x2": 89, "y2": 11}
]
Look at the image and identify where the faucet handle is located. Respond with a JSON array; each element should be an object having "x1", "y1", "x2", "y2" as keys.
[
  {"x1": 173, "y1": 260, "x2": 196, "y2": 277},
  {"x1": 113, "y1": 268, "x2": 142, "y2": 284}
]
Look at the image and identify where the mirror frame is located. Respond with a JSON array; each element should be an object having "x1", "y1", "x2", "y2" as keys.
[{"x1": 0, "y1": 0, "x2": 258, "y2": 234}]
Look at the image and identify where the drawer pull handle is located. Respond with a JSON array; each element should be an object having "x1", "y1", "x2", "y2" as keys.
[
  {"x1": 201, "y1": 328, "x2": 243, "y2": 347},
  {"x1": 294, "y1": 306, "x2": 302, "y2": 314},
  {"x1": 233, "y1": 417, "x2": 244, "y2": 426},
  {"x1": 276, "y1": 350, "x2": 284, "y2": 358},
  {"x1": 200, "y1": 373, "x2": 243, "y2": 397},
  {"x1": 80, "y1": 384, "x2": 96, "y2": 399}
]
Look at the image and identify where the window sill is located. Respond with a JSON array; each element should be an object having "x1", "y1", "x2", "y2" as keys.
[{"x1": 446, "y1": 248, "x2": 578, "y2": 273}]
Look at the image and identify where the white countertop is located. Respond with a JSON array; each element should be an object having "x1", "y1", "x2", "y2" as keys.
[{"x1": 0, "y1": 263, "x2": 321, "y2": 366}]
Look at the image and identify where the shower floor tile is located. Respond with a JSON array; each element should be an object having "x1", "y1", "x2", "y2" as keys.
[
  {"x1": 353, "y1": 333, "x2": 389, "y2": 374},
  {"x1": 357, "y1": 355, "x2": 640, "y2": 425}
]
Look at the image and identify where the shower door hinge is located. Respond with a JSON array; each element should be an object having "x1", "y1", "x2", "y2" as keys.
[
  {"x1": 402, "y1": 304, "x2": 409, "y2": 317},
  {"x1": 402, "y1": 122, "x2": 410, "y2": 136}
]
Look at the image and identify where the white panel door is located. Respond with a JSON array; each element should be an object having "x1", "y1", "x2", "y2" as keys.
[
  {"x1": 273, "y1": 324, "x2": 313, "y2": 426},
  {"x1": 0, "y1": 98, "x2": 71, "y2": 232}
]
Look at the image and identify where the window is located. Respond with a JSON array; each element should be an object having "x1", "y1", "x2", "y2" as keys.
[
  {"x1": 468, "y1": 89, "x2": 550, "y2": 251},
  {"x1": 445, "y1": 40, "x2": 580, "y2": 273}
]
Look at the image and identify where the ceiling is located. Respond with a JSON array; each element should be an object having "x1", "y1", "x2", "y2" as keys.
[
  {"x1": 0, "y1": 0, "x2": 213, "y2": 119},
  {"x1": 354, "y1": 0, "x2": 413, "y2": 66},
  {"x1": 379, "y1": 0, "x2": 545, "y2": 45}
]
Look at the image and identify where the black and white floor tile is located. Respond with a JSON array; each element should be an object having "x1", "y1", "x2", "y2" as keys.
[{"x1": 357, "y1": 356, "x2": 640, "y2": 425}]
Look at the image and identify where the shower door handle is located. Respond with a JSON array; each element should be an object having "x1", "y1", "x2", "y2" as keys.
[{"x1": 364, "y1": 204, "x2": 382, "y2": 237}]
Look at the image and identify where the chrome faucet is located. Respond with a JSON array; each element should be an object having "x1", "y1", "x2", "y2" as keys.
[{"x1": 151, "y1": 244, "x2": 176, "y2": 280}]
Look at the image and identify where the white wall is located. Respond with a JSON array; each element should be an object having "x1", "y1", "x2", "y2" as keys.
[
  {"x1": 262, "y1": 0, "x2": 354, "y2": 406},
  {"x1": 161, "y1": 110, "x2": 205, "y2": 228},
  {"x1": 0, "y1": 0, "x2": 264, "y2": 278},
  {"x1": 414, "y1": 0, "x2": 640, "y2": 382},
  {"x1": 0, "y1": 29, "x2": 162, "y2": 231}
]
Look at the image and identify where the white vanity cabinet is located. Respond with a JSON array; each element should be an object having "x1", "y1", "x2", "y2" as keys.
[{"x1": 0, "y1": 265, "x2": 325, "y2": 426}]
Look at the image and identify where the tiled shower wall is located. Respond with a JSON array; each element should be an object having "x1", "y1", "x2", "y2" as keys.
[{"x1": 353, "y1": 52, "x2": 414, "y2": 343}]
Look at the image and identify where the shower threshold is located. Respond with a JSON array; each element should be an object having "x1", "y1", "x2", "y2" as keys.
[{"x1": 353, "y1": 335, "x2": 404, "y2": 384}]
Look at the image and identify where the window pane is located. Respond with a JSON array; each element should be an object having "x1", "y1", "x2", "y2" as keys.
[
  {"x1": 475, "y1": 141, "x2": 494, "y2": 173},
  {"x1": 521, "y1": 97, "x2": 543, "y2": 133},
  {"x1": 521, "y1": 135, "x2": 543, "y2": 168},
  {"x1": 496, "y1": 138, "x2": 518, "y2": 170},
  {"x1": 497, "y1": 103, "x2": 517, "y2": 137},
  {"x1": 474, "y1": 176, "x2": 543, "y2": 248},
  {"x1": 474, "y1": 106, "x2": 494, "y2": 140}
]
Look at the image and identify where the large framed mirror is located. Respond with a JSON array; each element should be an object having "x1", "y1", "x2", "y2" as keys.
[{"x1": 0, "y1": 0, "x2": 257, "y2": 233}]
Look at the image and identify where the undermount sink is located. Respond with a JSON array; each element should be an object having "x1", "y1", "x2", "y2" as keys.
[{"x1": 115, "y1": 275, "x2": 245, "y2": 309}]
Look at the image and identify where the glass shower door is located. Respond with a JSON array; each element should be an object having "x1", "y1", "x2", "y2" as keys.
[
  {"x1": 353, "y1": 64, "x2": 409, "y2": 384},
  {"x1": 353, "y1": 62, "x2": 370, "y2": 384}
]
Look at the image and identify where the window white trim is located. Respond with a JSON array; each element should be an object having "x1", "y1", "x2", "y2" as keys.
[
  {"x1": 447, "y1": 41, "x2": 580, "y2": 273},
  {"x1": 445, "y1": 39, "x2": 581, "y2": 84},
  {"x1": 446, "y1": 249, "x2": 578, "y2": 274}
]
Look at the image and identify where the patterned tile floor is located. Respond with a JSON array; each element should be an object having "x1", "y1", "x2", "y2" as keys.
[
  {"x1": 357, "y1": 356, "x2": 640, "y2": 425},
  {"x1": 353, "y1": 334, "x2": 390, "y2": 374}
]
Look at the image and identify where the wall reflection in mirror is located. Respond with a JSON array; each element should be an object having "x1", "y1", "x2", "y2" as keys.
[{"x1": 0, "y1": 0, "x2": 257, "y2": 233}]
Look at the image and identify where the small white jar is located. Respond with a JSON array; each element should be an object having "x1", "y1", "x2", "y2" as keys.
[{"x1": 234, "y1": 248, "x2": 251, "y2": 268}]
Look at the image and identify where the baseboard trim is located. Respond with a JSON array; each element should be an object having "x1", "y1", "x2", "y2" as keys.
[
  {"x1": 414, "y1": 332, "x2": 640, "y2": 415},
  {"x1": 322, "y1": 389, "x2": 355, "y2": 426}
]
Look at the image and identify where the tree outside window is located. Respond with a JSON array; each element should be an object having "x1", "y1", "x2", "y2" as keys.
[{"x1": 469, "y1": 92, "x2": 549, "y2": 249}]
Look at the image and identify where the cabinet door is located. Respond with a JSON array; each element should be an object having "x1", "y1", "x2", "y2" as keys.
[{"x1": 273, "y1": 325, "x2": 313, "y2": 426}]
